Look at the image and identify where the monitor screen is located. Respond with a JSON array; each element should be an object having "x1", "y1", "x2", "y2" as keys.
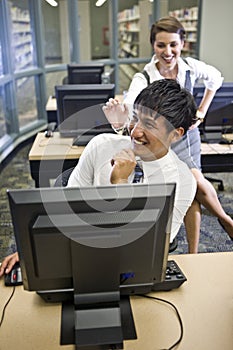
[
  {"x1": 193, "y1": 82, "x2": 233, "y2": 97},
  {"x1": 55, "y1": 84, "x2": 115, "y2": 138},
  {"x1": 194, "y1": 83, "x2": 233, "y2": 142},
  {"x1": 67, "y1": 63, "x2": 105, "y2": 84},
  {"x1": 195, "y1": 91, "x2": 233, "y2": 129},
  {"x1": 7, "y1": 183, "x2": 175, "y2": 348}
]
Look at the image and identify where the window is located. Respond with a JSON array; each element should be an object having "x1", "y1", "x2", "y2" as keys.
[
  {"x1": 8, "y1": 0, "x2": 35, "y2": 71},
  {"x1": 15, "y1": 77, "x2": 38, "y2": 129}
]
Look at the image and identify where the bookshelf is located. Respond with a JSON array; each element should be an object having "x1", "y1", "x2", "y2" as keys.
[
  {"x1": 10, "y1": 3, "x2": 33, "y2": 73},
  {"x1": 169, "y1": 6, "x2": 199, "y2": 58},
  {"x1": 117, "y1": 2, "x2": 152, "y2": 84},
  {"x1": 118, "y1": 5, "x2": 140, "y2": 59}
]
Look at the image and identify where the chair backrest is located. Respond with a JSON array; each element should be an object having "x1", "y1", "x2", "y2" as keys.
[{"x1": 54, "y1": 167, "x2": 75, "y2": 187}]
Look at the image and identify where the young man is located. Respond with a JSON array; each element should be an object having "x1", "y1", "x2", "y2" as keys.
[
  {"x1": 0, "y1": 79, "x2": 197, "y2": 276},
  {"x1": 67, "y1": 79, "x2": 197, "y2": 247}
]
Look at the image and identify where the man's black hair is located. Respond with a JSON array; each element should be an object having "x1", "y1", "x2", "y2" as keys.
[{"x1": 134, "y1": 79, "x2": 197, "y2": 133}]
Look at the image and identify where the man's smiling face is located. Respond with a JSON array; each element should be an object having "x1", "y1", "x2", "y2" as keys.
[{"x1": 128, "y1": 108, "x2": 175, "y2": 161}]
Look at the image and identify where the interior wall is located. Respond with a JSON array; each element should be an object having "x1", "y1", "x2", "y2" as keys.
[{"x1": 199, "y1": 0, "x2": 233, "y2": 81}]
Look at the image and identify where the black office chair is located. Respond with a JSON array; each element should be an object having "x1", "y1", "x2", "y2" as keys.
[
  {"x1": 204, "y1": 176, "x2": 224, "y2": 191},
  {"x1": 54, "y1": 167, "x2": 75, "y2": 187},
  {"x1": 200, "y1": 125, "x2": 225, "y2": 191},
  {"x1": 62, "y1": 76, "x2": 68, "y2": 84}
]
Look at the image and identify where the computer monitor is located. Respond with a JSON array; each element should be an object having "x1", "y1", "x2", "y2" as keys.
[
  {"x1": 55, "y1": 83, "x2": 115, "y2": 139},
  {"x1": 7, "y1": 183, "x2": 175, "y2": 348},
  {"x1": 67, "y1": 63, "x2": 105, "y2": 84},
  {"x1": 194, "y1": 83, "x2": 233, "y2": 142},
  {"x1": 193, "y1": 82, "x2": 233, "y2": 97}
]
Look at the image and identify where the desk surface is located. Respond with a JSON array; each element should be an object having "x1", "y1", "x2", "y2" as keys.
[
  {"x1": 29, "y1": 132, "x2": 233, "y2": 161},
  {"x1": 1, "y1": 252, "x2": 233, "y2": 350},
  {"x1": 29, "y1": 132, "x2": 85, "y2": 161},
  {"x1": 201, "y1": 137, "x2": 233, "y2": 154}
]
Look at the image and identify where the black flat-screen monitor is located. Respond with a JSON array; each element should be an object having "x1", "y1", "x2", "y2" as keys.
[
  {"x1": 67, "y1": 63, "x2": 105, "y2": 84},
  {"x1": 55, "y1": 84, "x2": 115, "y2": 140},
  {"x1": 193, "y1": 82, "x2": 233, "y2": 97},
  {"x1": 7, "y1": 183, "x2": 175, "y2": 349},
  {"x1": 194, "y1": 83, "x2": 233, "y2": 142}
]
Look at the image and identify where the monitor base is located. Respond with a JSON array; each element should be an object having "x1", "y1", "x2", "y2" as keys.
[{"x1": 60, "y1": 295, "x2": 137, "y2": 349}]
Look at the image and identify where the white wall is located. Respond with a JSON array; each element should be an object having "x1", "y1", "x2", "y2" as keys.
[{"x1": 199, "y1": 0, "x2": 233, "y2": 81}]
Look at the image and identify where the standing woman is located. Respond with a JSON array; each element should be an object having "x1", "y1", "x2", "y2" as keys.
[{"x1": 104, "y1": 16, "x2": 233, "y2": 253}]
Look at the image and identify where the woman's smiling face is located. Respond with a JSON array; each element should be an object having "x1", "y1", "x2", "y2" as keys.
[{"x1": 153, "y1": 32, "x2": 184, "y2": 71}]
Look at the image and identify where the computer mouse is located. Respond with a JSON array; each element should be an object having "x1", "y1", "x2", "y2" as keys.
[
  {"x1": 44, "y1": 129, "x2": 53, "y2": 138},
  {"x1": 4, "y1": 262, "x2": 23, "y2": 286}
]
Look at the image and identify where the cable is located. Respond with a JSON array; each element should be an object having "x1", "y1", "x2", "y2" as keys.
[
  {"x1": 137, "y1": 294, "x2": 184, "y2": 350},
  {"x1": 0, "y1": 286, "x2": 16, "y2": 328}
]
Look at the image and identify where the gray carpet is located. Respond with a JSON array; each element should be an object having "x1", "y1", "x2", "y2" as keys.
[{"x1": 0, "y1": 142, "x2": 232, "y2": 262}]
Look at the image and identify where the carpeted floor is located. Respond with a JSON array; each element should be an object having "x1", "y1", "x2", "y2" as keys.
[{"x1": 0, "y1": 142, "x2": 232, "y2": 262}]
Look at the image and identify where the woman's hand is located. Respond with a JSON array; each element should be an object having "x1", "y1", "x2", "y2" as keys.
[
  {"x1": 189, "y1": 109, "x2": 205, "y2": 130},
  {"x1": 0, "y1": 252, "x2": 19, "y2": 277},
  {"x1": 102, "y1": 98, "x2": 129, "y2": 129}
]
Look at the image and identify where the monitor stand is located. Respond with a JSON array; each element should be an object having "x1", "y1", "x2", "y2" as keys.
[{"x1": 60, "y1": 295, "x2": 137, "y2": 349}]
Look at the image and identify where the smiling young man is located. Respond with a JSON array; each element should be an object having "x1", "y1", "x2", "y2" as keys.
[
  {"x1": 67, "y1": 79, "x2": 197, "y2": 247},
  {"x1": 0, "y1": 80, "x2": 197, "y2": 275}
]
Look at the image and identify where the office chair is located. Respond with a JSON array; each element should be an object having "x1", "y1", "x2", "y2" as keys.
[
  {"x1": 62, "y1": 76, "x2": 68, "y2": 84},
  {"x1": 199, "y1": 124, "x2": 225, "y2": 191},
  {"x1": 204, "y1": 176, "x2": 224, "y2": 191},
  {"x1": 54, "y1": 167, "x2": 75, "y2": 187}
]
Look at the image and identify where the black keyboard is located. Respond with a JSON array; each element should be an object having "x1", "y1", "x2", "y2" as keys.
[
  {"x1": 152, "y1": 260, "x2": 187, "y2": 292},
  {"x1": 72, "y1": 134, "x2": 94, "y2": 146},
  {"x1": 72, "y1": 129, "x2": 114, "y2": 146}
]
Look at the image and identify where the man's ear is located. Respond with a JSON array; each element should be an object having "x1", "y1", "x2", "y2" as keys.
[{"x1": 170, "y1": 127, "x2": 185, "y2": 142}]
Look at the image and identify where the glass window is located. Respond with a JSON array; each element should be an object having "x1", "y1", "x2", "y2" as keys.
[
  {"x1": 15, "y1": 77, "x2": 37, "y2": 129},
  {"x1": 45, "y1": 71, "x2": 68, "y2": 99},
  {"x1": 119, "y1": 62, "x2": 145, "y2": 94},
  {"x1": 118, "y1": 1, "x2": 152, "y2": 59},
  {"x1": 0, "y1": 86, "x2": 7, "y2": 139},
  {"x1": 8, "y1": 0, "x2": 35, "y2": 71},
  {"x1": 42, "y1": 0, "x2": 69, "y2": 65},
  {"x1": 89, "y1": 1, "x2": 110, "y2": 60},
  {"x1": 0, "y1": 43, "x2": 3, "y2": 77}
]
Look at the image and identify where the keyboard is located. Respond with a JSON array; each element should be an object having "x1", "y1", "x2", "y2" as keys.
[
  {"x1": 72, "y1": 129, "x2": 114, "y2": 146},
  {"x1": 72, "y1": 134, "x2": 94, "y2": 146},
  {"x1": 152, "y1": 260, "x2": 187, "y2": 292}
]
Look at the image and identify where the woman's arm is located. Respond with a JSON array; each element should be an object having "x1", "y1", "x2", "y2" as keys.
[
  {"x1": 191, "y1": 88, "x2": 217, "y2": 129},
  {"x1": 103, "y1": 72, "x2": 148, "y2": 131},
  {"x1": 198, "y1": 88, "x2": 216, "y2": 116}
]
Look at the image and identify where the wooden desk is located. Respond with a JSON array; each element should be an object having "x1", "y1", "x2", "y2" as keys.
[
  {"x1": 1, "y1": 252, "x2": 233, "y2": 350},
  {"x1": 29, "y1": 132, "x2": 233, "y2": 188},
  {"x1": 46, "y1": 96, "x2": 58, "y2": 123},
  {"x1": 29, "y1": 132, "x2": 84, "y2": 187},
  {"x1": 201, "y1": 137, "x2": 233, "y2": 172}
]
